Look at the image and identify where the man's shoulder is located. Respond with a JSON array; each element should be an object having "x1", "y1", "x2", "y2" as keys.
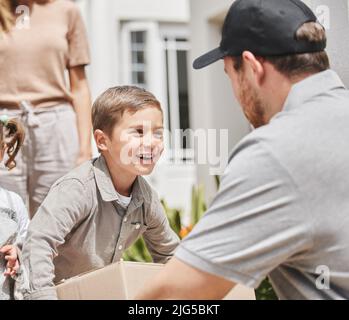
[
  {"x1": 228, "y1": 127, "x2": 273, "y2": 164},
  {"x1": 226, "y1": 119, "x2": 299, "y2": 181},
  {"x1": 229, "y1": 108, "x2": 312, "y2": 164}
]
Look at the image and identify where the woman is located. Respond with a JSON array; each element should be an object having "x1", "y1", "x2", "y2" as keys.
[{"x1": 0, "y1": 0, "x2": 92, "y2": 217}]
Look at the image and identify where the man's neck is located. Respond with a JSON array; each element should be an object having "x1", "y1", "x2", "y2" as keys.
[
  {"x1": 263, "y1": 71, "x2": 315, "y2": 123},
  {"x1": 102, "y1": 154, "x2": 137, "y2": 197}
]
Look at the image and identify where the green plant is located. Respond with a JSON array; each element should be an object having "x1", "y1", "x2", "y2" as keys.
[
  {"x1": 123, "y1": 182, "x2": 278, "y2": 300},
  {"x1": 255, "y1": 278, "x2": 278, "y2": 300},
  {"x1": 122, "y1": 237, "x2": 152, "y2": 263}
]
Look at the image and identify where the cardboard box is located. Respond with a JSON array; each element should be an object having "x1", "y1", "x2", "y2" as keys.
[{"x1": 56, "y1": 261, "x2": 255, "y2": 300}]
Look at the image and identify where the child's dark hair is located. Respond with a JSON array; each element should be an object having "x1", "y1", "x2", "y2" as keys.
[
  {"x1": 0, "y1": 118, "x2": 25, "y2": 170},
  {"x1": 92, "y1": 85, "x2": 162, "y2": 137}
]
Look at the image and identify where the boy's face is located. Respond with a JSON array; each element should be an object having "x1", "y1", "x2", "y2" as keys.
[{"x1": 100, "y1": 106, "x2": 164, "y2": 177}]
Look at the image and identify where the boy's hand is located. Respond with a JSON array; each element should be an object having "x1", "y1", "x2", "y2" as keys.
[{"x1": 0, "y1": 245, "x2": 19, "y2": 277}]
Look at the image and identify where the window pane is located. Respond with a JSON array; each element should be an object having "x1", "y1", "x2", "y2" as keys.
[
  {"x1": 164, "y1": 45, "x2": 172, "y2": 134},
  {"x1": 132, "y1": 71, "x2": 138, "y2": 84},
  {"x1": 132, "y1": 71, "x2": 145, "y2": 85},
  {"x1": 176, "y1": 50, "x2": 190, "y2": 148},
  {"x1": 130, "y1": 31, "x2": 147, "y2": 88},
  {"x1": 132, "y1": 51, "x2": 145, "y2": 64},
  {"x1": 131, "y1": 31, "x2": 145, "y2": 44},
  {"x1": 137, "y1": 71, "x2": 145, "y2": 84}
]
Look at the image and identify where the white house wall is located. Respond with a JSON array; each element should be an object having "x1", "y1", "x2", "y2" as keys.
[{"x1": 189, "y1": 0, "x2": 251, "y2": 204}]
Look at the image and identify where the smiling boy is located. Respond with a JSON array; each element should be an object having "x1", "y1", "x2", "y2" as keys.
[{"x1": 20, "y1": 86, "x2": 180, "y2": 300}]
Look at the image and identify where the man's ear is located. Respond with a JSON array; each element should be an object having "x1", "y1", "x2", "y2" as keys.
[
  {"x1": 94, "y1": 129, "x2": 108, "y2": 152},
  {"x1": 242, "y1": 51, "x2": 265, "y2": 85}
]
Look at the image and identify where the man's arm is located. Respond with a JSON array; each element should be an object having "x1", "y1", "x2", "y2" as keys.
[
  {"x1": 20, "y1": 179, "x2": 91, "y2": 300},
  {"x1": 136, "y1": 257, "x2": 234, "y2": 299}
]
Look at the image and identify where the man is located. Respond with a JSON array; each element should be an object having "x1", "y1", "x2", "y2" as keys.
[{"x1": 137, "y1": 0, "x2": 349, "y2": 300}]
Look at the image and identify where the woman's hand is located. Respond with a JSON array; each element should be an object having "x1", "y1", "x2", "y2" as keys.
[{"x1": 0, "y1": 245, "x2": 19, "y2": 277}]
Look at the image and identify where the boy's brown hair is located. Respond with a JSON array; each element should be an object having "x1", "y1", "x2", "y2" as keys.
[
  {"x1": 92, "y1": 86, "x2": 162, "y2": 137},
  {"x1": 0, "y1": 118, "x2": 25, "y2": 170}
]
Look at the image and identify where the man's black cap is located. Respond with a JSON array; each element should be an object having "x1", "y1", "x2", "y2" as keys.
[{"x1": 193, "y1": 0, "x2": 326, "y2": 69}]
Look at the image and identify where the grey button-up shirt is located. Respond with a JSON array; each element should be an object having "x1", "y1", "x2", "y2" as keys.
[{"x1": 21, "y1": 156, "x2": 180, "y2": 300}]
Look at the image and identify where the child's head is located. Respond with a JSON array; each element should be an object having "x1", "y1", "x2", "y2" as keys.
[
  {"x1": 0, "y1": 116, "x2": 25, "y2": 170},
  {"x1": 92, "y1": 86, "x2": 164, "y2": 177}
]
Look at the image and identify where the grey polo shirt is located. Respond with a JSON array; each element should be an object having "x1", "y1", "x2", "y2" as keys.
[
  {"x1": 21, "y1": 156, "x2": 180, "y2": 300},
  {"x1": 176, "y1": 70, "x2": 349, "y2": 300}
]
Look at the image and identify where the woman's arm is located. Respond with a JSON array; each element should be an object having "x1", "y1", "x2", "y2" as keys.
[{"x1": 69, "y1": 65, "x2": 92, "y2": 166}]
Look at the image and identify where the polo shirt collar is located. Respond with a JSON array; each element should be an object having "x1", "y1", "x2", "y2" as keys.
[
  {"x1": 283, "y1": 70, "x2": 346, "y2": 112},
  {"x1": 92, "y1": 156, "x2": 146, "y2": 207}
]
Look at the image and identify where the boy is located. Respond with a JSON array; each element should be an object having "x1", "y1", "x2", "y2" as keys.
[{"x1": 20, "y1": 86, "x2": 180, "y2": 300}]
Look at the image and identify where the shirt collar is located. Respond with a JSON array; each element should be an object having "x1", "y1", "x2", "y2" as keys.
[
  {"x1": 283, "y1": 70, "x2": 346, "y2": 112},
  {"x1": 92, "y1": 156, "x2": 149, "y2": 208}
]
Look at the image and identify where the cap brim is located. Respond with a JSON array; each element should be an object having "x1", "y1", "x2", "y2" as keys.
[{"x1": 193, "y1": 47, "x2": 226, "y2": 70}]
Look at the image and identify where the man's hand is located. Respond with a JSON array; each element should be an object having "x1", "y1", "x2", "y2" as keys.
[
  {"x1": 0, "y1": 245, "x2": 19, "y2": 277},
  {"x1": 136, "y1": 257, "x2": 235, "y2": 300}
]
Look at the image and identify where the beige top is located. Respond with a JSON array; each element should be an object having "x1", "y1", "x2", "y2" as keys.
[{"x1": 0, "y1": 0, "x2": 90, "y2": 108}]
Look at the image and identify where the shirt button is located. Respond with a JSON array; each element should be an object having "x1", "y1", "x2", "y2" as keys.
[
  {"x1": 135, "y1": 224, "x2": 140, "y2": 230},
  {"x1": 123, "y1": 217, "x2": 127, "y2": 223},
  {"x1": 118, "y1": 245, "x2": 123, "y2": 250}
]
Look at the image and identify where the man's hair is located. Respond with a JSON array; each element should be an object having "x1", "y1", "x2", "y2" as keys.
[
  {"x1": 92, "y1": 85, "x2": 162, "y2": 137},
  {"x1": 233, "y1": 22, "x2": 330, "y2": 79}
]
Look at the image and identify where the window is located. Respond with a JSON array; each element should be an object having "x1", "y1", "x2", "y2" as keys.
[
  {"x1": 121, "y1": 22, "x2": 191, "y2": 160},
  {"x1": 130, "y1": 31, "x2": 147, "y2": 88},
  {"x1": 164, "y1": 36, "x2": 191, "y2": 150}
]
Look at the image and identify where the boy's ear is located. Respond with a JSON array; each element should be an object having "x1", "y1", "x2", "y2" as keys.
[{"x1": 94, "y1": 129, "x2": 108, "y2": 152}]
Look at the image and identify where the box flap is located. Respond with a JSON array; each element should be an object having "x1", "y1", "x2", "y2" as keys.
[
  {"x1": 57, "y1": 262, "x2": 126, "y2": 300},
  {"x1": 120, "y1": 261, "x2": 165, "y2": 299}
]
